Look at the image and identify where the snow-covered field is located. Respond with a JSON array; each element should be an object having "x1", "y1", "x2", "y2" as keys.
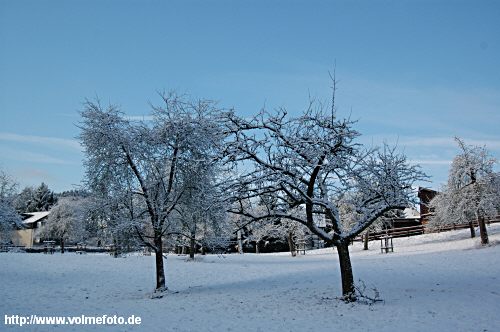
[{"x1": 2, "y1": 225, "x2": 500, "y2": 332}]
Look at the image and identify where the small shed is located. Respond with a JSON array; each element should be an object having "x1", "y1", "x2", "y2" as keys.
[{"x1": 12, "y1": 211, "x2": 50, "y2": 248}]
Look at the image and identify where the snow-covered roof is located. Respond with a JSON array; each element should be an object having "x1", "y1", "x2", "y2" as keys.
[{"x1": 22, "y1": 211, "x2": 50, "y2": 224}]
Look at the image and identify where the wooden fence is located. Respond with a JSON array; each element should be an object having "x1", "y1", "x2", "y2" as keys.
[{"x1": 357, "y1": 217, "x2": 500, "y2": 242}]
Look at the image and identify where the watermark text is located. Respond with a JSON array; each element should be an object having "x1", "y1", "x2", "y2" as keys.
[{"x1": 4, "y1": 314, "x2": 141, "y2": 327}]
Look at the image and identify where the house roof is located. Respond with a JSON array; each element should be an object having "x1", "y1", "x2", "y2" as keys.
[{"x1": 22, "y1": 211, "x2": 50, "y2": 224}]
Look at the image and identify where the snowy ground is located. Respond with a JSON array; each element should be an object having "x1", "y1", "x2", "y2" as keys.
[{"x1": 1, "y1": 225, "x2": 500, "y2": 332}]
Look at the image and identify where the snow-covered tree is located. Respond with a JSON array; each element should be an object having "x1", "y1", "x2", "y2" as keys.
[
  {"x1": 429, "y1": 138, "x2": 499, "y2": 245},
  {"x1": 276, "y1": 216, "x2": 310, "y2": 256},
  {"x1": 174, "y1": 130, "x2": 230, "y2": 259},
  {"x1": 84, "y1": 191, "x2": 141, "y2": 254},
  {"x1": 80, "y1": 93, "x2": 230, "y2": 292},
  {"x1": 242, "y1": 203, "x2": 308, "y2": 255},
  {"x1": 248, "y1": 218, "x2": 283, "y2": 254},
  {"x1": 0, "y1": 203, "x2": 21, "y2": 244},
  {"x1": 41, "y1": 196, "x2": 89, "y2": 253},
  {"x1": 225, "y1": 95, "x2": 426, "y2": 301},
  {"x1": 338, "y1": 194, "x2": 394, "y2": 250},
  {"x1": 13, "y1": 183, "x2": 57, "y2": 213},
  {"x1": 0, "y1": 169, "x2": 18, "y2": 199},
  {"x1": 0, "y1": 169, "x2": 22, "y2": 244}
]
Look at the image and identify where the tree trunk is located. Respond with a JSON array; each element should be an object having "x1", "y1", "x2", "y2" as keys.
[
  {"x1": 60, "y1": 238, "x2": 65, "y2": 254},
  {"x1": 255, "y1": 241, "x2": 260, "y2": 254},
  {"x1": 335, "y1": 240, "x2": 356, "y2": 302},
  {"x1": 237, "y1": 230, "x2": 243, "y2": 254},
  {"x1": 468, "y1": 221, "x2": 476, "y2": 238},
  {"x1": 113, "y1": 238, "x2": 118, "y2": 258},
  {"x1": 287, "y1": 232, "x2": 296, "y2": 257},
  {"x1": 189, "y1": 234, "x2": 196, "y2": 260},
  {"x1": 478, "y1": 215, "x2": 489, "y2": 245},
  {"x1": 154, "y1": 234, "x2": 167, "y2": 291},
  {"x1": 363, "y1": 231, "x2": 369, "y2": 250}
]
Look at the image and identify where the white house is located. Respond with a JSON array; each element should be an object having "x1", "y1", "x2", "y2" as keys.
[{"x1": 11, "y1": 211, "x2": 50, "y2": 247}]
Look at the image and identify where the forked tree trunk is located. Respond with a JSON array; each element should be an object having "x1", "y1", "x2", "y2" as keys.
[
  {"x1": 468, "y1": 221, "x2": 476, "y2": 238},
  {"x1": 363, "y1": 231, "x2": 369, "y2": 250},
  {"x1": 478, "y1": 215, "x2": 489, "y2": 245},
  {"x1": 154, "y1": 234, "x2": 166, "y2": 291},
  {"x1": 287, "y1": 232, "x2": 296, "y2": 257},
  {"x1": 336, "y1": 240, "x2": 356, "y2": 302},
  {"x1": 60, "y1": 238, "x2": 65, "y2": 254}
]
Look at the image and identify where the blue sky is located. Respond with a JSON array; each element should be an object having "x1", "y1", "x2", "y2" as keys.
[{"x1": 1, "y1": 0, "x2": 499, "y2": 192}]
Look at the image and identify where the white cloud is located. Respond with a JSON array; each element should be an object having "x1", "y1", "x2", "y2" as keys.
[
  {"x1": 124, "y1": 115, "x2": 154, "y2": 121},
  {"x1": 408, "y1": 159, "x2": 452, "y2": 166},
  {"x1": 0, "y1": 132, "x2": 81, "y2": 151},
  {"x1": 0, "y1": 148, "x2": 77, "y2": 165},
  {"x1": 359, "y1": 135, "x2": 500, "y2": 151},
  {"x1": 15, "y1": 168, "x2": 55, "y2": 181},
  {"x1": 398, "y1": 137, "x2": 500, "y2": 150},
  {"x1": 342, "y1": 76, "x2": 500, "y2": 125}
]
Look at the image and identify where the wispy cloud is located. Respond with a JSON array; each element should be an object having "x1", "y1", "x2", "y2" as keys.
[
  {"x1": 397, "y1": 137, "x2": 500, "y2": 150},
  {"x1": 339, "y1": 76, "x2": 500, "y2": 137},
  {"x1": 0, "y1": 147, "x2": 77, "y2": 165},
  {"x1": 360, "y1": 135, "x2": 500, "y2": 151},
  {"x1": 16, "y1": 168, "x2": 55, "y2": 181},
  {"x1": 124, "y1": 115, "x2": 154, "y2": 121},
  {"x1": 0, "y1": 132, "x2": 81, "y2": 151},
  {"x1": 408, "y1": 159, "x2": 452, "y2": 166}
]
